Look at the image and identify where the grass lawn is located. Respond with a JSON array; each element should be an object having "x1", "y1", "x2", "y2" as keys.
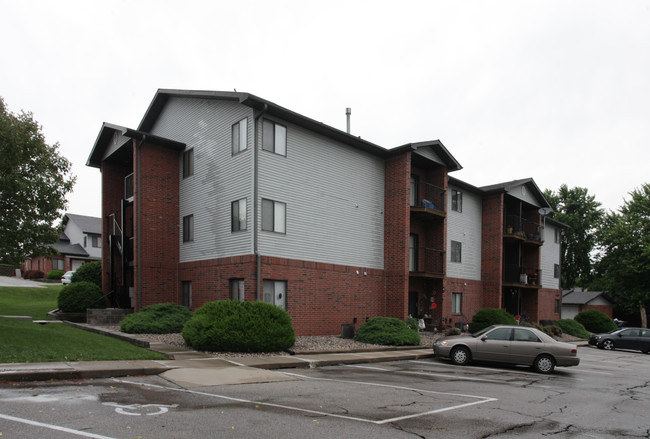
[
  {"x1": 0, "y1": 285, "x2": 60, "y2": 320},
  {"x1": 0, "y1": 285, "x2": 167, "y2": 363}
]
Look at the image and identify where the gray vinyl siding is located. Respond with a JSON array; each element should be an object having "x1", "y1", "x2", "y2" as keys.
[
  {"x1": 257, "y1": 117, "x2": 385, "y2": 269},
  {"x1": 148, "y1": 97, "x2": 254, "y2": 263},
  {"x1": 541, "y1": 223, "x2": 561, "y2": 289},
  {"x1": 446, "y1": 186, "x2": 482, "y2": 280},
  {"x1": 508, "y1": 185, "x2": 541, "y2": 207}
]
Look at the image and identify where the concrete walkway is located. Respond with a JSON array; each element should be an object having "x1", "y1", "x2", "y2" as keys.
[{"x1": 0, "y1": 322, "x2": 435, "y2": 385}]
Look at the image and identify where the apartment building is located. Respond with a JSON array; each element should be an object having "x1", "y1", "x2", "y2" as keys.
[{"x1": 87, "y1": 89, "x2": 563, "y2": 335}]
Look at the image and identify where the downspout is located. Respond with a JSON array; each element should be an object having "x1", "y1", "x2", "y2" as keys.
[
  {"x1": 135, "y1": 135, "x2": 146, "y2": 311},
  {"x1": 254, "y1": 104, "x2": 268, "y2": 300}
]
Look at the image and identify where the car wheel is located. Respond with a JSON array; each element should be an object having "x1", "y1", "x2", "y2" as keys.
[
  {"x1": 450, "y1": 346, "x2": 471, "y2": 366},
  {"x1": 602, "y1": 339, "x2": 615, "y2": 350},
  {"x1": 533, "y1": 354, "x2": 555, "y2": 374}
]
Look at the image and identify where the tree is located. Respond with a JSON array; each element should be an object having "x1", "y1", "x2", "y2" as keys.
[
  {"x1": 543, "y1": 185, "x2": 604, "y2": 288},
  {"x1": 594, "y1": 184, "x2": 650, "y2": 328},
  {"x1": 0, "y1": 97, "x2": 75, "y2": 265}
]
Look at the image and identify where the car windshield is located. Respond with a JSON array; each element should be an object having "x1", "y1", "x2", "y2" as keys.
[{"x1": 471, "y1": 326, "x2": 496, "y2": 338}]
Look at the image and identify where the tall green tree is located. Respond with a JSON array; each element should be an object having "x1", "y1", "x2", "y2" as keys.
[
  {"x1": 594, "y1": 184, "x2": 650, "y2": 327},
  {"x1": 0, "y1": 97, "x2": 75, "y2": 265},
  {"x1": 543, "y1": 185, "x2": 604, "y2": 288}
]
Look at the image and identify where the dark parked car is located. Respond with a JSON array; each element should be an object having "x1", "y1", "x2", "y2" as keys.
[
  {"x1": 433, "y1": 325, "x2": 580, "y2": 374},
  {"x1": 588, "y1": 327, "x2": 650, "y2": 353}
]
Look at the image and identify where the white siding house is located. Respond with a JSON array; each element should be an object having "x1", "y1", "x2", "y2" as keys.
[{"x1": 446, "y1": 185, "x2": 482, "y2": 280}]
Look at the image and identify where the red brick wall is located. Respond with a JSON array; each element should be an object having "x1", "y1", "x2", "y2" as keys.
[
  {"x1": 179, "y1": 255, "x2": 386, "y2": 336},
  {"x1": 133, "y1": 141, "x2": 180, "y2": 309},
  {"x1": 537, "y1": 288, "x2": 563, "y2": 322},
  {"x1": 443, "y1": 277, "x2": 483, "y2": 327},
  {"x1": 481, "y1": 193, "x2": 504, "y2": 309},
  {"x1": 384, "y1": 153, "x2": 411, "y2": 319}
]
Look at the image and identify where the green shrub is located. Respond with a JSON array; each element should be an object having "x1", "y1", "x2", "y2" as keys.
[
  {"x1": 120, "y1": 303, "x2": 193, "y2": 334},
  {"x1": 574, "y1": 309, "x2": 617, "y2": 333},
  {"x1": 71, "y1": 261, "x2": 101, "y2": 287},
  {"x1": 182, "y1": 300, "x2": 295, "y2": 353},
  {"x1": 405, "y1": 317, "x2": 419, "y2": 331},
  {"x1": 469, "y1": 308, "x2": 516, "y2": 333},
  {"x1": 57, "y1": 282, "x2": 106, "y2": 313},
  {"x1": 354, "y1": 317, "x2": 420, "y2": 346},
  {"x1": 554, "y1": 319, "x2": 590, "y2": 339},
  {"x1": 47, "y1": 270, "x2": 65, "y2": 280},
  {"x1": 543, "y1": 325, "x2": 563, "y2": 337}
]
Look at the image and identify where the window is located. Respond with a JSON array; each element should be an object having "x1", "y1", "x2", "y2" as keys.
[
  {"x1": 513, "y1": 328, "x2": 540, "y2": 342},
  {"x1": 262, "y1": 119, "x2": 287, "y2": 156},
  {"x1": 231, "y1": 198, "x2": 247, "y2": 232},
  {"x1": 409, "y1": 234, "x2": 418, "y2": 271},
  {"x1": 182, "y1": 281, "x2": 192, "y2": 308},
  {"x1": 451, "y1": 190, "x2": 463, "y2": 212},
  {"x1": 182, "y1": 148, "x2": 194, "y2": 178},
  {"x1": 263, "y1": 280, "x2": 287, "y2": 310},
  {"x1": 410, "y1": 175, "x2": 418, "y2": 206},
  {"x1": 452, "y1": 293, "x2": 462, "y2": 314},
  {"x1": 91, "y1": 235, "x2": 101, "y2": 248},
  {"x1": 232, "y1": 118, "x2": 248, "y2": 155},
  {"x1": 554, "y1": 264, "x2": 561, "y2": 279},
  {"x1": 230, "y1": 279, "x2": 245, "y2": 301},
  {"x1": 84, "y1": 237, "x2": 87, "y2": 247},
  {"x1": 554, "y1": 299, "x2": 560, "y2": 314},
  {"x1": 554, "y1": 228, "x2": 561, "y2": 244},
  {"x1": 450, "y1": 240, "x2": 462, "y2": 263},
  {"x1": 52, "y1": 259, "x2": 64, "y2": 271},
  {"x1": 485, "y1": 327, "x2": 512, "y2": 341},
  {"x1": 183, "y1": 215, "x2": 194, "y2": 242},
  {"x1": 262, "y1": 199, "x2": 286, "y2": 233}
]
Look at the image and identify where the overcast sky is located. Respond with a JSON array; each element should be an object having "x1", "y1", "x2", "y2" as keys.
[{"x1": 2, "y1": 0, "x2": 648, "y2": 218}]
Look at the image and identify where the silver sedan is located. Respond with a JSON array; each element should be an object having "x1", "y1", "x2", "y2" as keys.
[{"x1": 433, "y1": 325, "x2": 580, "y2": 374}]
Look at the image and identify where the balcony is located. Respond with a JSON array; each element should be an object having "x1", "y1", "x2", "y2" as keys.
[
  {"x1": 410, "y1": 248, "x2": 445, "y2": 278},
  {"x1": 411, "y1": 182, "x2": 445, "y2": 220},
  {"x1": 504, "y1": 215, "x2": 543, "y2": 245},
  {"x1": 503, "y1": 265, "x2": 542, "y2": 287}
]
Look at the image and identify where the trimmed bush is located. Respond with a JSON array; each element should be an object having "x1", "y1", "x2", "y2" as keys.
[
  {"x1": 574, "y1": 309, "x2": 617, "y2": 334},
  {"x1": 444, "y1": 327, "x2": 461, "y2": 336},
  {"x1": 354, "y1": 317, "x2": 421, "y2": 346},
  {"x1": 47, "y1": 270, "x2": 65, "y2": 280},
  {"x1": 182, "y1": 300, "x2": 295, "y2": 353},
  {"x1": 468, "y1": 308, "x2": 517, "y2": 333},
  {"x1": 23, "y1": 270, "x2": 45, "y2": 280},
  {"x1": 554, "y1": 319, "x2": 590, "y2": 339},
  {"x1": 71, "y1": 261, "x2": 101, "y2": 287},
  {"x1": 543, "y1": 325, "x2": 563, "y2": 337},
  {"x1": 405, "y1": 317, "x2": 419, "y2": 331},
  {"x1": 120, "y1": 303, "x2": 193, "y2": 334},
  {"x1": 57, "y1": 281, "x2": 106, "y2": 313}
]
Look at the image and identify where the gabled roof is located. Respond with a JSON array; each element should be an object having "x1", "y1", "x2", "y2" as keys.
[
  {"x1": 64, "y1": 214, "x2": 102, "y2": 235},
  {"x1": 52, "y1": 242, "x2": 89, "y2": 258},
  {"x1": 562, "y1": 288, "x2": 611, "y2": 305},
  {"x1": 389, "y1": 140, "x2": 462, "y2": 172},
  {"x1": 480, "y1": 178, "x2": 551, "y2": 209},
  {"x1": 87, "y1": 123, "x2": 186, "y2": 168},
  {"x1": 138, "y1": 89, "x2": 390, "y2": 157}
]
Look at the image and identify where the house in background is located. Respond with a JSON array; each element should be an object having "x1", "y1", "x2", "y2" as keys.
[
  {"x1": 562, "y1": 288, "x2": 613, "y2": 319},
  {"x1": 22, "y1": 213, "x2": 102, "y2": 274},
  {"x1": 87, "y1": 89, "x2": 566, "y2": 335}
]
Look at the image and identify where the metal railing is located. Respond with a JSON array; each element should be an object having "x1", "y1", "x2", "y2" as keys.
[
  {"x1": 411, "y1": 248, "x2": 445, "y2": 275},
  {"x1": 413, "y1": 182, "x2": 445, "y2": 213},
  {"x1": 504, "y1": 215, "x2": 543, "y2": 242},
  {"x1": 503, "y1": 265, "x2": 542, "y2": 286}
]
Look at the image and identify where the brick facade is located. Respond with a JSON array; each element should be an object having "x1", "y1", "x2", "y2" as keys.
[{"x1": 481, "y1": 193, "x2": 504, "y2": 309}]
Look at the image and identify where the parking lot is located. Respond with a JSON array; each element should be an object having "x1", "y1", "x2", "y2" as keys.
[{"x1": 1, "y1": 346, "x2": 648, "y2": 438}]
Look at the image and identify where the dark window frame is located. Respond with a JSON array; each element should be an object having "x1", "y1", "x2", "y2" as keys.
[
  {"x1": 183, "y1": 214, "x2": 194, "y2": 242},
  {"x1": 232, "y1": 118, "x2": 248, "y2": 155},
  {"x1": 262, "y1": 119, "x2": 287, "y2": 156},
  {"x1": 183, "y1": 148, "x2": 194, "y2": 179},
  {"x1": 451, "y1": 240, "x2": 462, "y2": 263},
  {"x1": 262, "y1": 198, "x2": 286, "y2": 233},
  {"x1": 451, "y1": 189, "x2": 463, "y2": 212},
  {"x1": 231, "y1": 198, "x2": 247, "y2": 232}
]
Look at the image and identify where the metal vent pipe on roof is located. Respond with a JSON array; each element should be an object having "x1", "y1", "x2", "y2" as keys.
[{"x1": 346, "y1": 107, "x2": 351, "y2": 134}]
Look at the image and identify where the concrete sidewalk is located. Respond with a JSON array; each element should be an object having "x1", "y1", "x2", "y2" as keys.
[{"x1": 0, "y1": 323, "x2": 435, "y2": 384}]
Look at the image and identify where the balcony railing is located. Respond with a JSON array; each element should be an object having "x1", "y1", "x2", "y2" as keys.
[
  {"x1": 503, "y1": 264, "x2": 542, "y2": 286},
  {"x1": 504, "y1": 215, "x2": 544, "y2": 242},
  {"x1": 411, "y1": 182, "x2": 445, "y2": 217},
  {"x1": 410, "y1": 248, "x2": 445, "y2": 276}
]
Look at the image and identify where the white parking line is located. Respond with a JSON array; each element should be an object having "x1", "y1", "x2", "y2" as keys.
[
  {"x1": 116, "y1": 373, "x2": 498, "y2": 425},
  {"x1": 409, "y1": 360, "x2": 586, "y2": 381},
  {"x1": 0, "y1": 413, "x2": 118, "y2": 439}
]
